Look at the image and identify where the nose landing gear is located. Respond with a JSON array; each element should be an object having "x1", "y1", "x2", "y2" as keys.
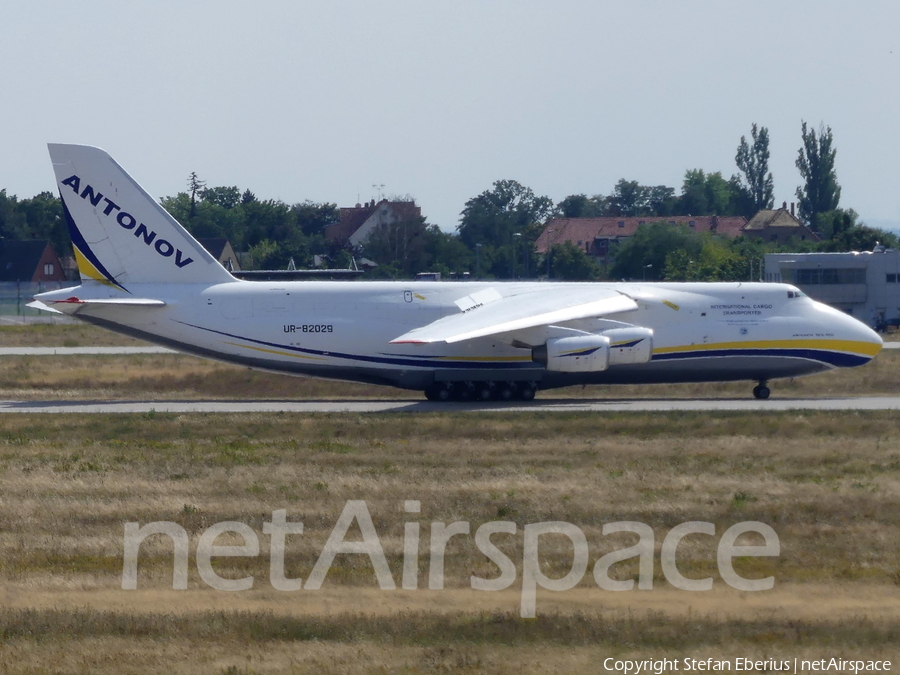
[{"x1": 752, "y1": 381, "x2": 770, "y2": 400}]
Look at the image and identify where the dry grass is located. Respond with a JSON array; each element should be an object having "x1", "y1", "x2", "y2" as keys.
[
  {"x1": 0, "y1": 321, "x2": 144, "y2": 348},
  {"x1": 1, "y1": 608, "x2": 899, "y2": 675},
  {"x1": 0, "y1": 412, "x2": 900, "y2": 671}
]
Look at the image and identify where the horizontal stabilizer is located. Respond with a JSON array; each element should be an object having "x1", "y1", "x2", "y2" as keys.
[
  {"x1": 29, "y1": 295, "x2": 166, "y2": 316},
  {"x1": 48, "y1": 297, "x2": 166, "y2": 307},
  {"x1": 391, "y1": 287, "x2": 638, "y2": 344},
  {"x1": 26, "y1": 300, "x2": 64, "y2": 314}
]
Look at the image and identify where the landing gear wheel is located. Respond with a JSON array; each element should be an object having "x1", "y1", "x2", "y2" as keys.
[
  {"x1": 516, "y1": 383, "x2": 537, "y2": 401},
  {"x1": 473, "y1": 382, "x2": 493, "y2": 401},
  {"x1": 424, "y1": 383, "x2": 452, "y2": 402},
  {"x1": 452, "y1": 383, "x2": 473, "y2": 402},
  {"x1": 752, "y1": 383, "x2": 770, "y2": 400},
  {"x1": 496, "y1": 383, "x2": 515, "y2": 402}
]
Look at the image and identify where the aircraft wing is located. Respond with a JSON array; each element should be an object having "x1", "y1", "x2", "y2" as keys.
[{"x1": 390, "y1": 287, "x2": 638, "y2": 344}]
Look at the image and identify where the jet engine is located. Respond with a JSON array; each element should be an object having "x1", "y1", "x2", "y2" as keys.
[
  {"x1": 532, "y1": 335, "x2": 611, "y2": 373},
  {"x1": 602, "y1": 326, "x2": 654, "y2": 365}
]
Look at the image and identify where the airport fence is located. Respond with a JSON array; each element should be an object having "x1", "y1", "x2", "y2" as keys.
[{"x1": 0, "y1": 281, "x2": 78, "y2": 321}]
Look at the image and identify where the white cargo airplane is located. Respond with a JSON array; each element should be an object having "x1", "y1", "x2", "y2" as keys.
[{"x1": 30, "y1": 144, "x2": 882, "y2": 401}]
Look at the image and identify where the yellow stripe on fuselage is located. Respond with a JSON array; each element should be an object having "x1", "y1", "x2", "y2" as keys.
[
  {"x1": 434, "y1": 355, "x2": 532, "y2": 362},
  {"x1": 654, "y1": 339, "x2": 881, "y2": 358},
  {"x1": 225, "y1": 341, "x2": 324, "y2": 360}
]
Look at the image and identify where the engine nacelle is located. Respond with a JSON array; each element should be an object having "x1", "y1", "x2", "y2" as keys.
[
  {"x1": 532, "y1": 335, "x2": 611, "y2": 373},
  {"x1": 602, "y1": 327, "x2": 654, "y2": 365}
]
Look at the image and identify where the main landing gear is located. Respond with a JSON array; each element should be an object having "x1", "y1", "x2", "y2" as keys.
[
  {"x1": 424, "y1": 381, "x2": 538, "y2": 403},
  {"x1": 752, "y1": 381, "x2": 770, "y2": 400}
]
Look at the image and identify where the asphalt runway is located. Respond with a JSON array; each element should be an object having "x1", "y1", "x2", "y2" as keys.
[
  {"x1": 0, "y1": 344, "x2": 897, "y2": 356},
  {"x1": 2, "y1": 397, "x2": 900, "y2": 413},
  {"x1": 0, "y1": 346, "x2": 175, "y2": 355}
]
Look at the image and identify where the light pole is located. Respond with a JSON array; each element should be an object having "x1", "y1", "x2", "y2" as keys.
[
  {"x1": 475, "y1": 243, "x2": 482, "y2": 280},
  {"x1": 643, "y1": 263, "x2": 653, "y2": 281},
  {"x1": 513, "y1": 232, "x2": 521, "y2": 279},
  {"x1": 545, "y1": 229, "x2": 555, "y2": 280}
]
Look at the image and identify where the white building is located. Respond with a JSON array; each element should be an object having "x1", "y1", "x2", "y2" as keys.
[
  {"x1": 324, "y1": 199, "x2": 422, "y2": 247},
  {"x1": 765, "y1": 248, "x2": 900, "y2": 328}
]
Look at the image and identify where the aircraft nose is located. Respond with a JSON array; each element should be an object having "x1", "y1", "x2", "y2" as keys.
[
  {"x1": 837, "y1": 307, "x2": 882, "y2": 362},
  {"x1": 856, "y1": 319, "x2": 883, "y2": 356},
  {"x1": 809, "y1": 299, "x2": 882, "y2": 365}
]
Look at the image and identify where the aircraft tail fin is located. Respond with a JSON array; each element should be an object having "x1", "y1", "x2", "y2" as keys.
[{"x1": 48, "y1": 144, "x2": 234, "y2": 291}]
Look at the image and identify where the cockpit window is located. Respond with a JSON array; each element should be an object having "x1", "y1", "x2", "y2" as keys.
[{"x1": 787, "y1": 290, "x2": 807, "y2": 299}]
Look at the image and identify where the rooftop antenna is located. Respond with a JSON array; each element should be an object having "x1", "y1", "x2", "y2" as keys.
[{"x1": 372, "y1": 184, "x2": 385, "y2": 201}]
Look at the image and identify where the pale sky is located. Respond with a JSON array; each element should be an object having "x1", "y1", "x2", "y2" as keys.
[{"x1": 4, "y1": 1, "x2": 900, "y2": 232}]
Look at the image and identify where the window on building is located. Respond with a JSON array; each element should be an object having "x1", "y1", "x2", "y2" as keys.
[
  {"x1": 789, "y1": 268, "x2": 866, "y2": 285},
  {"x1": 618, "y1": 221, "x2": 625, "y2": 228},
  {"x1": 43, "y1": 263, "x2": 54, "y2": 276},
  {"x1": 689, "y1": 220, "x2": 695, "y2": 227},
  {"x1": 888, "y1": 274, "x2": 898, "y2": 283}
]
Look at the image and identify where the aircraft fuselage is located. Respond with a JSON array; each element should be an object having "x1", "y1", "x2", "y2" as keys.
[{"x1": 42, "y1": 278, "x2": 882, "y2": 391}]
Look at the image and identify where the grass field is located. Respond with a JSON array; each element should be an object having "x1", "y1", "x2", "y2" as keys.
[
  {"x1": 0, "y1": 324, "x2": 898, "y2": 672},
  {"x1": 0, "y1": 411, "x2": 899, "y2": 673}
]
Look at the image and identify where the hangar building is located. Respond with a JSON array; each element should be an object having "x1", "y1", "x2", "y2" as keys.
[{"x1": 764, "y1": 248, "x2": 900, "y2": 329}]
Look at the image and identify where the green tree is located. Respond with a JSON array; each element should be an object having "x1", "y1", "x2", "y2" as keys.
[
  {"x1": 795, "y1": 121, "x2": 841, "y2": 231},
  {"x1": 735, "y1": 123, "x2": 774, "y2": 214},
  {"x1": 610, "y1": 222, "x2": 703, "y2": 281},
  {"x1": 0, "y1": 190, "x2": 68, "y2": 256},
  {"x1": 425, "y1": 227, "x2": 475, "y2": 276},
  {"x1": 663, "y1": 235, "x2": 746, "y2": 281},
  {"x1": 362, "y1": 216, "x2": 432, "y2": 276},
  {"x1": 608, "y1": 179, "x2": 650, "y2": 216},
  {"x1": 458, "y1": 180, "x2": 554, "y2": 278},
  {"x1": 558, "y1": 184, "x2": 675, "y2": 219},
  {"x1": 2, "y1": 191, "x2": 24, "y2": 239},
  {"x1": 292, "y1": 201, "x2": 339, "y2": 237},
  {"x1": 813, "y1": 207, "x2": 858, "y2": 242},
  {"x1": 200, "y1": 186, "x2": 241, "y2": 209},
  {"x1": 549, "y1": 241, "x2": 600, "y2": 280},
  {"x1": 557, "y1": 194, "x2": 607, "y2": 218},
  {"x1": 677, "y1": 169, "x2": 741, "y2": 215},
  {"x1": 162, "y1": 191, "x2": 245, "y2": 248},
  {"x1": 19, "y1": 192, "x2": 66, "y2": 255},
  {"x1": 821, "y1": 222, "x2": 898, "y2": 252},
  {"x1": 247, "y1": 239, "x2": 282, "y2": 269},
  {"x1": 646, "y1": 185, "x2": 677, "y2": 216},
  {"x1": 606, "y1": 180, "x2": 677, "y2": 217},
  {"x1": 187, "y1": 172, "x2": 206, "y2": 218},
  {"x1": 162, "y1": 187, "x2": 312, "y2": 266}
]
